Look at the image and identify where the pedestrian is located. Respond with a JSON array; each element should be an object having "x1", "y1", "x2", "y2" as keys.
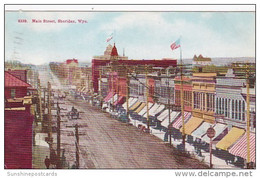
[{"x1": 44, "y1": 156, "x2": 51, "y2": 169}]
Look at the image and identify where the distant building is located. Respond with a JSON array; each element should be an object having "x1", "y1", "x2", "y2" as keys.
[
  {"x1": 66, "y1": 58, "x2": 78, "y2": 67},
  {"x1": 92, "y1": 43, "x2": 177, "y2": 93},
  {"x1": 64, "y1": 59, "x2": 80, "y2": 86},
  {"x1": 193, "y1": 54, "x2": 212, "y2": 66},
  {"x1": 93, "y1": 44, "x2": 128, "y2": 60}
]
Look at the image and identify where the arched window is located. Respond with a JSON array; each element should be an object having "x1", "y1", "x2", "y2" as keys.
[
  {"x1": 228, "y1": 99, "x2": 231, "y2": 118},
  {"x1": 232, "y1": 100, "x2": 234, "y2": 119},
  {"x1": 235, "y1": 100, "x2": 238, "y2": 119},
  {"x1": 220, "y1": 98, "x2": 224, "y2": 114},
  {"x1": 238, "y1": 100, "x2": 241, "y2": 120},
  {"x1": 242, "y1": 101, "x2": 245, "y2": 121},
  {"x1": 225, "y1": 98, "x2": 228, "y2": 117},
  {"x1": 219, "y1": 98, "x2": 222, "y2": 115}
]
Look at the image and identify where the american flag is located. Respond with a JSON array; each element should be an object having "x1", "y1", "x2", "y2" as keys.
[{"x1": 170, "y1": 38, "x2": 181, "y2": 50}]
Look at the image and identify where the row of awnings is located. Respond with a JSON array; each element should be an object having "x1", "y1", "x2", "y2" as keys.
[
  {"x1": 103, "y1": 94, "x2": 256, "y2": 162},
  {"x1": 170, "y1": 113, "x2": 255, "y2": 162},
  {"x1": 77, "y1": 87, "x2": 86, "y2": 92},
  {"x1": 103, "y1": 92, "x2": 125, "y2": 105}
]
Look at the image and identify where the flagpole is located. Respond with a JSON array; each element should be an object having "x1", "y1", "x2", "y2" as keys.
[
  {"x1": 114, "y1": 30, "x2": 116, "y2": 44},
  {"x1": 180, "y1": 44, "x2": 186, "y2": 151}
]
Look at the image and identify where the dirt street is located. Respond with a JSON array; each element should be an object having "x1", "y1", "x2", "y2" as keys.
[{"x1": 59, "y1": 97, "x2": 208, "y2": 169}]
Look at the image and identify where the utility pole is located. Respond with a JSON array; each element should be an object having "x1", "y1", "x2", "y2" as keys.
[
  {"x1": 43, "y1": 88, "x2": 46, "y2": 112},
  {"x1": 47, "y1": 82, "x2": 53, "y2": 156},
  {"x1": 90, "y1": 79, "x2": 94, "y2": 106},
  {"x1": 246, "y1": 64, "x2": 251, "y2": 168},
  {"x1": 37, "y1": 78, "x2": 43, "y2": 122},
  {"x1": 56, "y1": 102, "x2": 61, "y2": 168},
  {"x1": 111, "y1": 68, "x2": 114, "y2": 112},
  {"x1": 75, "y1": 124, "x2": 79, "y2": 169},
  {"x1": 145, "y1": 65, "x2": 150, "y2": 131},
  {"x1": 126, "y1": 73, "x2": 130, "y2": 120},
  {"x1": 99, "y1": 68, "x2": 103, "y2": 108},
  {"x1": 232, "y1": 62, "x2": 255, "y2": 168},
  {"x1": 180, "y1": 60, "x2": 185, "y2": 150},
  {"x1": 167, "y1": 68, "x2": 172, "y2": 145}
]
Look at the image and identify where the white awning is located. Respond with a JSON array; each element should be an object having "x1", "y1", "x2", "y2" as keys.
[
  {"x1": 157, "y1": 109, "x2": 169, "y2": 121},
  {"x1": 191, "y1": 122, "x2": 213, "y2": 139},
  {"x1": 201, "y1": 123, "x2": 228, "y2": 143},
  {"x1": 138, "y1": 103, "x2": 154, "y2": 116},
  {"x1": 149, "y1": 103, "x2": 160, "y2": 116},
  {"x1": 153, "y1": 105, "x2": 166, "y2": 116},
  {"x1": 123, "y1": 98, "x2": 138, "y2": 110}
]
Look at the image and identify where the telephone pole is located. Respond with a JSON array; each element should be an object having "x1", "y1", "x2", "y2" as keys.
[
  {"x1": 75, "y1": 124, "x2": 79, "y2": 169},
  {"x1": 232, "y1": 62, "x2": 255, "y2": 168},
  {"x1": 246, "y1": 64, "x2": 251, "y2": 168},
  {"x1": 37, "y1": 78, "x2": 43, "y2": 122},
  {"x1": 99, "y1": 68, "x2": 103, "y2": 108},
  {"x1": 111, "y1": 68, "x2": 114, "y2": 112},
  {"x1": 145, "y1": 65, "x2": 150, "y2": 131},
  {"x1": 56, "y1": 102, "x2": 61, "y2": 168},
  {"x1": 167, "y1": 68, "x2": 172, "y2": 145},
  {"x1": 47, "y1": 82, "x2": 53, "y2": 155},
  {"x1": 126, "y1": 73, "x2": 130, "y2": 120},
  {"x1": 180, "y1": 61, "x2": 185, "y2": 150}
]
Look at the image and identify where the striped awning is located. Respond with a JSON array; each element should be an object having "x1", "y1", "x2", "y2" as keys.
[
  {"x1": 180, "y1": 117, "x2": 204, "y2": 135},
  {"x1": 113, "y1": 96, "x2": 125, "y2": 106},
  {"x1": 228, "y1": 133, "x2": 255, "y2": 162},
  {"x1": 108, "y1": 94, "x2": 118, "y2": 103},
  {"x1": 172, "y1": 112, "x2": 192, "y2": 129},
  {"x1": 216, "y1": 127, "x2": 245, "y2": 151},
  {"x1": 161, "y1": 111, "x2": 180, "y2": 128},
  {"x1": 103, "y1": 92, "x2": 113, "y2": 102}
]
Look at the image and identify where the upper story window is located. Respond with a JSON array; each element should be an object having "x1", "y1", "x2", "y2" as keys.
[{"x1": 11, "y1": 89, "x2": 16, "y2": 98}]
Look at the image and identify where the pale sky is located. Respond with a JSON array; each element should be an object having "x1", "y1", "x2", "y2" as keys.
[{"x1": 5, "y1": 9, "x2": 255, "y2": 65}]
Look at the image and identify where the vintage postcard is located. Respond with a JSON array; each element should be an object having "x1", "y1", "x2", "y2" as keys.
[{"x1": 4, "y1": 4, "x2": 256, "y2": 175}]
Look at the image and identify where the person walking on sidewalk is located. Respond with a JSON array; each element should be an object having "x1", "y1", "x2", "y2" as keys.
[{"x1": 44, "y1": 156, "x2": 51, "y2": 169}]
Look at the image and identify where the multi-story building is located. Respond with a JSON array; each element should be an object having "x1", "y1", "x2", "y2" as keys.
[
  {"x1": 192, "y1": 72, "x2": 216, "y2": 124},
  {"x1": 193, "y1": 54, "x2": 212, "y2": 66},
  {"x1": 215, "y1": 69, "x2": 247, "y2": 128},
  {"x1": 92, "y1": 44, "x2": 177, "y2": 93},
  {"x1": 154, "y1": 75, "x2": 175, "y2": 105},
  {"x1": 5, "y1": 71, "x2": 34, "y2": 169},
  {"x1": 241, "y1": 87, "x2": 255, "y2": 132},
  {"x1": 174, "y1": 76, "x2": 192, "y2": 112}
]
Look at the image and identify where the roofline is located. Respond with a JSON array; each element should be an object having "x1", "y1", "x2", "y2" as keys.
[{"x1": 5, "y1": 71, "x2": 32, "y2": 87}]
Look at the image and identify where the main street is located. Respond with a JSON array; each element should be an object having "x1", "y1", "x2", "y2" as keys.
[
  {"x1": 57, "y1": 97, "x2": 208, "y2": 169},
  {"x1": 36, "y1": 65, "x2": 208, "y2": 169}
]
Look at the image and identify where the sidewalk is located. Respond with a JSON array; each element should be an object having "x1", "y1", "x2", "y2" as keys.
[
  {"x1": 32, "y1": 133, "x2": 49, "y2": 169},
  {"x1": 129, "y1": 118, "x2": 238, "y2": 169}
]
